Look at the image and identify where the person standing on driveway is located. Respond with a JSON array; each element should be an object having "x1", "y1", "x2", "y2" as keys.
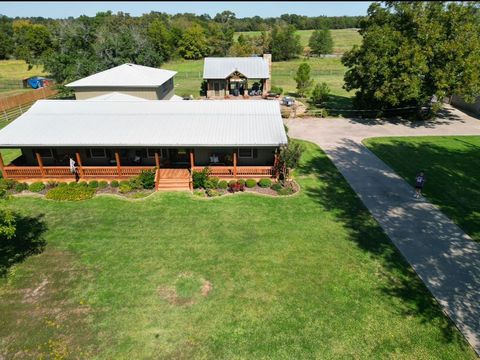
[{"x1": 414, "y1": 171, "x2": 426, "y2": 198}]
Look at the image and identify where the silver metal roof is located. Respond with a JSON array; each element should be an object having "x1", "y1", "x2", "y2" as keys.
[
  {"x1": 65, "y1": 63, "x2": 177, "y2": 88},
  {"x1": 85, "y1": 92, "x2": 148, "y2": 101},
  {"x1": 0, "y1": 100, "x2": 287, "y2": 147},
  {"x1": 203, "y1": 57, "x2": 270, "y2": 79}
]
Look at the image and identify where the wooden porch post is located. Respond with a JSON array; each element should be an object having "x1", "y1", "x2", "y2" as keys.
[
  {"x1": 154, "y1": 151, "x2": 160, "y2": 169},
  {"x1": 75, "y1": 152, "x2": 84, "y2": 177},
  {"x1": 115, "y1": 151, "x2": 121, "y2": 177},
  {"x1": 0, "y1": 152, "x2": 5, "y2": 179},
  {"x1": 274, "y1": 149, "x2": 279, "y2": 179},
  {"x1": 35, "y1": 152, "x2": 46, "y2": 177},
  {"x1": 189, "y1": 150, "x2": 195, "y2": 170},
  {"x1": 233, "y1": 150, "x2": 237, "y2": 178}
]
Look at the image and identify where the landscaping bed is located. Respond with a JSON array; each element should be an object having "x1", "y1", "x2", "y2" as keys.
[
  {"x1": 0, "y1": 169, "x2": 156, "y2": 201},
  {"x1": 192, "y1": 168, "x2": 299, "y2": 198}
]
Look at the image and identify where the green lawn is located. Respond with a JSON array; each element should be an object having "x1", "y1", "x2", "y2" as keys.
[
  {"x1": 364, "y1": 136, "x2": 480, "y2": 243},
  {"x1": 234, "y1": 28, "x2": 362, "y2": 55},
  {"x1": 0, "y1": 141, "x2": 475, "y2": 359}
]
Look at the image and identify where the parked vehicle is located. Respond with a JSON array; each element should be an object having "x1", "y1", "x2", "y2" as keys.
[{"x1": 282, "y1": 96, "x2": 295, "y2": 107}]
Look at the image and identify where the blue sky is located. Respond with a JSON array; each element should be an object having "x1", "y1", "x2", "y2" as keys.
[{"x1": 0, "y1": 1, "x2": 372, "y2": 19}]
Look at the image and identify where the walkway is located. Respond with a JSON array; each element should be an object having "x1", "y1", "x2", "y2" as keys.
[{"x1": 286, "y1": 105, "x2": 480, "y2": 355}]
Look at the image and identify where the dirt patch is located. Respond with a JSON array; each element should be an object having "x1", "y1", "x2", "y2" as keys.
[
  {"x1": 158, "y1": 274, "x2": 212, "y2": 307},
  {"x1": 22, "y1": 278, "x2": 49, "y2": 304}
]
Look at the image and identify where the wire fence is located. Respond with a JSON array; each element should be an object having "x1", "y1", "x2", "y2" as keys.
[
  {"x1": 173, "y1": 69, "x2": 346, "y2": 79},
  {"x1": 0, "y1": 79, "x2": 24, "y2": 90}
]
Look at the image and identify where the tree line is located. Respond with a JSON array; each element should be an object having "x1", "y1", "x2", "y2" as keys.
[{"x1": 0, "y1": 11, "x2": 356, "y2": 83}]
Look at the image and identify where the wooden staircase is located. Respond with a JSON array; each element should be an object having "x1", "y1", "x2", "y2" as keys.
[{"x1": 155, "y1": 168, "x2": 191, "y2": 192}]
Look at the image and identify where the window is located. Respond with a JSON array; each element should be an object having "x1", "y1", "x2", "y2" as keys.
[
  {"x1": 147, "y1": 148, "x2": 167, "y2": 158},
  {"x1": 89, "y1": 148, "x2": 106, "y2": 158},
  {"x1": 238, "y1": 148, "x2": 253, "y2": 158},
  {"x1": 34, "y1": 148, "x2": 53, "y2": 158}
]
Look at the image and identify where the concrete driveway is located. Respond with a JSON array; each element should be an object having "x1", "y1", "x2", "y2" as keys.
[{"x1": 285, "y1": 105, "x2": 480, "y2": 355}]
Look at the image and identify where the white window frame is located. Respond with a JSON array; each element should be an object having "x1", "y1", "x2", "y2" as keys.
[
  {"x1": 89, "y1": 148, "x2": 107, "y2": 159},
  {"x1": 238, "y1": 148, "x2": 253, "y2": 159},
  {"x1": 35, "y1": 148, "x2": 54, "y2": 158}
]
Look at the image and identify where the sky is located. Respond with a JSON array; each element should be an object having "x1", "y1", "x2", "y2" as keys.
[{"x1": 0, "y1": 1, "x2": 372, "y2": 19}]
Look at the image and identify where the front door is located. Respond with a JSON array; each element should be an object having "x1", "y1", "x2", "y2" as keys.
[
  {"x1": 169, "y1": 148, "x2": 190, "y2": 166},
  {"x1": 214, "y1": 81, "x2": 220, "y2": 96}
]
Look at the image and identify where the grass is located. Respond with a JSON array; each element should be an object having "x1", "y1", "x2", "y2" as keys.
[
  {"x1": 234, "y1": 28, "x2": 362, "y2": 55},
  {"x1": 0, "y1": 140, "x2": 476, "y2": 359},
  {"x1": 0, "y1": 59, "x2": 46, "y2": 96},
  {"x1": 364, "y1": 136, "x2": 480, "y2": 243}
]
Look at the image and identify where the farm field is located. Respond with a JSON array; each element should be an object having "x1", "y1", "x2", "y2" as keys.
[
  {"x1": 364, "y1": 136, "x2": 480, "y2": 243},
  {"x1": 0, "y1": 140, "x2": 475, "y2": 359},
  {"x1": 0, "y1": 60, "x2": 46, "y2": 97},
  {"x1": 234, "y1": 28, "x2": 362, "y2": 54}
]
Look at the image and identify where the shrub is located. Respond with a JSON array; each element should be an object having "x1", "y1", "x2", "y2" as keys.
[
  {"x1": 46, "y1": 185, "x2": 95, "y2": 201},
  {"x1": 206, "y1": 189, "x2": 220, "y2": 197},
  {"x1": 78, "y1": 181, "x2": 88, "y2": 187},
  {"x1": 237, "y1": 179, "x2": 245, "y2": 186},
  {"x1": 137, "y1": 169, "x2": 155, "y2": 189},
  {"x1": 98, "y1": 181, "x2": 108, "y2": 189},
  {"x1": 192, "y1": 168, "x2": 210, "y2": 189},
  {"x1": 110, "y1": 180, "x2": 119, "y2": 188},
  {"x1": 209, "y1": 177, "x2": 220, "y2": 188},
  {"x1": 245, "y1": 179, "x2": 256, "y2": 188},
  {"x1": 218, "y1": 180, "x2": 228, "y2": 189},
  {"x1": 0, "y1": 178, "x2": 18, "y2": 190},
  {"x1": 88, "y1": 180, "x2": 98, "y2": 188},
  {"x1": 258, "y1": 178, "x2": 272, "y2": 188},
  {"x1": 46, "y1": 180, "x2": 59, "y2": 188},
  {"x1": 28, "y1": 182, "x2": 45, "y2": 193},
  {"x1": 271, "y1": 85, "x2": 284, "y2": 95},
  {"x1": 204, "y1": 179, "x2": 216, "y2": 189},
  {"x1": 228, "y1": 181, "x2": 245, "y2": 193},
  {"x1": 228, "y1": 180, "x2": 237, "y2": 186},
  {"x1": 119, "y1": 180, "x2": 130, "y2": 187},
  {"x1": 119, "y1": 184, "x2": 133, "y2": 194},
  {"x1": 68, "y1": 181, "x2": 78, "y2": 187},
  {"x1": 193, "y1": 189, "x2": 205, "y2": 197},
  {"x1": 58, "y1": 182, "x2": 68, "y2": 187},
  {"x1": 0, "y1": 187, "x2": 7, "y2": 199},
  {"x1": 271, "y1": 183, "x2": 282, "y2": 191},
  {"x1": 129, "y1": 177, "x2": 143, "y2": 190},
  {"x1": 15, "y1": 182, "x2": 28, "y2": 192}
]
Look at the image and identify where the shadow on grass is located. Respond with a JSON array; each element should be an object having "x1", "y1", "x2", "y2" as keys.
[
  {"x1": 296, "y1": 148, "x2": 469, "y2": 345},
  {"x1": 0, "y1": 213, "x2": 47, "y2": 276},
  {"x1": 365, "y1": 137, "x2": 480, "y2": 242}
]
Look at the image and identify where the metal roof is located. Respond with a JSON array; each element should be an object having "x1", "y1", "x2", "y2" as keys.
[
  {"x1": 65, "y1": 63, "x2": 177, "y2": 88},
  {"x1": 0, "y1": 100, "x2": 287, "y2": 147},
  {"x1": 85, "y1": 92, "x2": 148, "y2": 101},
  {"x1": 203, "y1": 57, "x2": 270, "y2": 79}
]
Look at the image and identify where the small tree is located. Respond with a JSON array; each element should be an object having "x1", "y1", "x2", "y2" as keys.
[
  {"x1": 274, "y1": 142, "x2": 304, "y2": 181},
  {"x1": 310, "y1": 82, "x2": 330, "y2": 106},
  {"x1": 294, "y1": 62, "x2": 313, "y2": 97},
  {"x1": 309, "y1": 29, "x2": 333, "y2": 56},
  {"x1": 0, "y1": 207, "x2": 16, "y2": 240}
]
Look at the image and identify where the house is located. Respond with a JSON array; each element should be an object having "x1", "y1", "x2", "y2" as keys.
[
  {"x1": 203, "y1": 54, "x2": 271, "y2": 98},
  {"x1": 65, "y1": 63, "x2": 177, "y2": 100},
  {"x1": 0, "y1": 100, "x2": 287, "y2": 190}
]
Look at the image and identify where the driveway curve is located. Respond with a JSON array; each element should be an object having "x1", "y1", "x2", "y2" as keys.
[{"x1": 285, "y1": 105, "x2": 480, "y2": 355}]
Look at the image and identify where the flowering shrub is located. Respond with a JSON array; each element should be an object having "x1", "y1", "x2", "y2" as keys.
[
  {"x1": 45, "y1": 185, "x2": 95, "y2": 201},
  {"x1": 228, "y1": 181, "x2": 245, "y2": 193}
]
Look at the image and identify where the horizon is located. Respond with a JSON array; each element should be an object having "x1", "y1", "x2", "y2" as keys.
[{"x1": 0, "y1": 1, "x2": 372, "y2": 19}]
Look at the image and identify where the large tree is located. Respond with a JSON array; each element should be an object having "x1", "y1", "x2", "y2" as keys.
[
  {"x1": 308, "y1": 29, "x2": 333, "y2": 56},
  {"x1": 177, "y1": 24, "x2": 210, "y2": 59},
  {"x1": 342, "y1": 1, "x2": 480, "y2": 112},
  {"x1": 270, "y1": 23, "x2": 302, "y2": 61}
]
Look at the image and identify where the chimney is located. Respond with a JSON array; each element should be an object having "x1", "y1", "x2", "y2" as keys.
[{"x1": 262, "y1": 53, "x2": 272, "y2": 93}]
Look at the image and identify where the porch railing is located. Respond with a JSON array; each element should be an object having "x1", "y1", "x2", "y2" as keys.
[
  {"x1": 2, "y1": 165, "x2": 153, "y2": 179},
  {"x1": 192, "y1": 166, "x2": 274, "y2": 178}
]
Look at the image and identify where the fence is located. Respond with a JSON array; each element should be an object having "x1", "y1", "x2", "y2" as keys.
[
  {"x1": 0, "y1": 87, "x2": 58, "y2": 123},
  {"x1": 173, "y1": 69, "x2": 345, "y2": 80}
]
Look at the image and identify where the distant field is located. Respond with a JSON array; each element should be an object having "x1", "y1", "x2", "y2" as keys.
[
  {"x1": 234, "y1": 28, "x2": 362, "y2": 54},
  {"x1": 0, "y1": 60, "x2": 46, "y2": 96}
]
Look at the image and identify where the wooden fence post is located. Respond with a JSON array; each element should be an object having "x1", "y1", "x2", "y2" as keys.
[
  {"x1": 0, "y1": 152, "x2": 5, "y2": 179},
  {"x1": 35, "y1": 152, "x2": 46, "y2": 177},
  {"x1": 233, "y1": 151, "x2": 237, "y2": 178},
  {"x1": 115, "y1": 151, "x2": 121, "y2": 177},
  {"x1": 76, "y1": 152, "x2": 84, "y2": 177}
]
